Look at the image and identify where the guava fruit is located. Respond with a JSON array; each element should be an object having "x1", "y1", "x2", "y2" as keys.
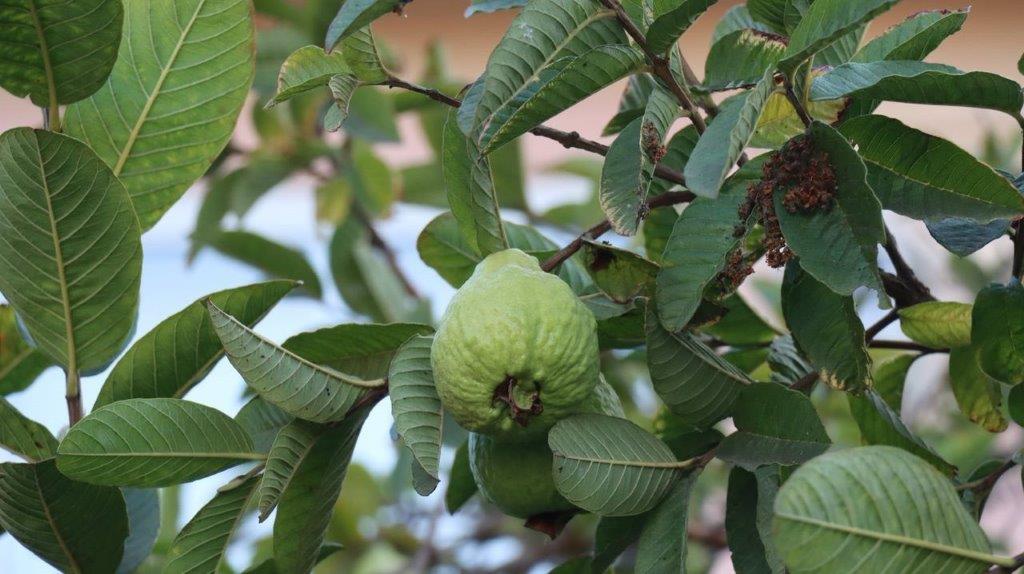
[
  {"x1": 468, "y1": 376, "x2": 624, "y2": 518},
  {"x1": 431, "y1": 249, "x2": 599, "y2": 441}
]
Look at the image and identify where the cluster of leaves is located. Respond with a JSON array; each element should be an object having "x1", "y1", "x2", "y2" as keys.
[{"x1": 1, "y1": 0, "x2": 1024, "y2": 573}]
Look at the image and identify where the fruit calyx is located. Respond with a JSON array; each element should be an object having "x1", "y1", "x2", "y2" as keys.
[{"x1": 492, "y1": 375, "x2": 543, "y2": 427}]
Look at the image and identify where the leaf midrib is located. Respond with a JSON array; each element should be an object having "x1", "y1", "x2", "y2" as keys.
[
  {"x1": 30, "y1": 467, "x2": 81, "y2": 574},
  {"x1": 26, "y1": 0, "x2": 59, "y2": 114},
  {"x1": 62, "y1": 451, "x2": 265, "y2": 460},
  {"x1": 553, "y1": 453, "x2": 689, "y2": 469}
]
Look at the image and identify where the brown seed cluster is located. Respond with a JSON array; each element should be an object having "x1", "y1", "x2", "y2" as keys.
[
  {"x1": 738, "y1": 135, "x2": 838, "y2": 268},
  {"x1": 718, "y1": 248, "x2": 754, "y2": 291}
]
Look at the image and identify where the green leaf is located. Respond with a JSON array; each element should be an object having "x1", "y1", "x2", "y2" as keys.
[
  {"x1": 208, "y1": 302, "x2": 383, "y2": 423},
  {"x1": 703, "y1": 295, "x2": 778, "y2": 346},
  {"x1": 773, "y1": 446, "x2": 1001, "y2": 573},
  {"x1": 235, "y1": 397, "x2": 294, "y2": 454},
  {"x1": 257, "y1": 420, "x2": 331, "y2": 521},
  {"x1": 0, "y1": 459, "x2": 128, "y2": 573},
  {"x1": 775, "y1": 122, "x2": 887, "y2": 298},
  {"x1": 601, "y1": 86, "x2": 680, "y2": 235},
  {"x1": 717, "y1": 383, "x2": 831, "y2": 470},
  {"x1": 208, "y1": 232, "x2": 322, "y2": 299},
  {"x1": 726, "y1": 466, "x2": 785, "y2": 574},
  {"x1": 782, "y1": 262, "x2": 872, "y2": 392},
  {"x1": 645, "y1": 306, "x2": 750, "y2": 429},
  {"x1": 634, "y1": 471, "x2": 700, "y2": 572},
  {"x1": 812, "y1": 61, "x2": 1024, "y2": 117},
  {"x1": 164, "y1": 474, "x2": 259, "y2": 574},
  {"x1": 442, "y1": 108, "x2": 509, "y2": 256},
  {"x1": 241, "y1": 544, "x2": 344, "y2": 574},
  {"x1": 704, "y1": 29, "x2": 786, "y2": 91},
  {"x1": 0, "y1": 0, "x2": 122, "y2": 106},
  {"x1": 57, "y1": 398, "x2": 258, "y2": 487},
  {"x1": 592, "y1": 514, "x2": 647, "y2": 571},
  {"x1": 389, "y1": 335, "x2": 443, "y2": 495},
  {"x1": 0, "y1": 128, "x2": 142, "y2": 373},
  {"x1": 64, "y1": 0, "x2": 255, "y2": 229},
  {"x1": 466, "y1": 0, "x2": 528, "y2": 17},
  {"x1": 898, "y1": 301, "x2": 971, "y2": 349},
  {"x1": 848, "y1": 385, "x2": 954, "y2": 474},
  {"x1": 926, "y1": 218, "x2": 1009, "y2": 258},
  {"x1": 840, "y1": 115, "x2": 1024, "y2": 222},
  {"x1": 339, "y1": 87, "x2": 400, "y2": 142},
  {"x1": 656, "y1": 182, "x2": 749, "y2": 331},
  {"x1": 778, "y1": 0, "x2": 901, "y2": 73},
  {"x1": 948, "y1": 346, "x2": 1008, "y2": 432},
  {"x1": 749, "y1": 83, "x2": 848, "y2": 149},
  {"x1": 283, "y1": 323, "x2": 432, "y2": 381},
  {"x1": 445, "y1": 440, "x2": 477, "y2": 514},
  {"x1": 684, "y1": 70, "x2": 775, "y2": 198},
  {"x1": 0, "y1": 305, "x2": 51, "y2": 395},
  {"x1": 0, "y1": 399, "x2": 56, "y2": 462},
  {"x1": 604, "y1": 74, "x2": 657, "y2": 136},
  {"x1": 646, "y1": 0, "x2": 717, "y2": 54},
  {"x1": 339, "y1": 27, "x2": 389, "y2": 84},
  {"x1": 117, "y1": 488, "x2": 160, "y2": 574},
  {"x1": 712, "y1": 4, "x2": 773, "y2": 42},
  {"x1": 582, "y1": 240, "x2": 660, "y2": 303},
  {"x1": 274, "y1": 408, "x2": 369, "y2": 574},
  {"x1": 1009, "y1": 384, "x2": 1024, "y2": 427},
  {"x1": 972, "y1": 282, "x2": 1024, "y2": 385},
  {"x1": 549, "y1": 413, "x2": 682, "y2": 516},
  {"x1": 268, "y1": 45, "x2": 349, "y2": 106},
  {"x1": 479, "y1": 44, "x2": 644, "y2": 153},
  {"x1": 468, "y1": 0, "x2": 626, "y2": 140},
  {"x1": 324, "y1": 0, "x2": 405, "y2": 50},
  {"x1": 96, "y1": 281, "x2": 296, "y2": 408},
  {"x1": 851, "y1": 8, "x2": 968, "y2": 62},
  {"x1": 767, "y1": 334, "x2": 815, "y2": 386}
]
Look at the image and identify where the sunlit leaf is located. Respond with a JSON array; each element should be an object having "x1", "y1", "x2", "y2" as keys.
[
  {"x1": 582, "y1": 240, "x2": 659, "y2": 303},
  {"x1": 268, "y1": 45, "x2": 350, "y2": 107},
  {"x1": 852, "y1": 8, "x2": 968, "y2": 62},
  {"x1": 899, "y1": 301, "x2": 971, "y2": 349},
  {"x1": 948, "y1": 346, "x2": 1008, "y2": 432}
]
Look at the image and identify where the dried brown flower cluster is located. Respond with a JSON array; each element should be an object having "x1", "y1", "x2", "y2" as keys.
[{"x1": 641, "y1": 121, "x2": 667, "y2": 164}]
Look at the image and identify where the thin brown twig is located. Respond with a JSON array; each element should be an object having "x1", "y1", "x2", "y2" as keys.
[
  {"x1": 956, "y1": 459, "x2": 1018, "y2": 492},
  {"x1": 864, "y1": 310, "x2": 899, "y2": 342},
  {"x1": 868, "y1": 340, "x2": 946, "y2": 354}
]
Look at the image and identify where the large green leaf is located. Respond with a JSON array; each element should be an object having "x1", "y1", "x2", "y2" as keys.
[
  {"x1": 0, "y1": 460, "x2": 128, "y2": 573},
  {"x1": 389, "y1": 335, "x2": 443, "y2": 495},
  {"x1": 468, "y1": 0, "x2": 625, "y2": 142},
  {"x1": 257, "y1": 420, "x2": 329, "y2": 521},
  {"x1": 274, "y1": 408, "x2": 369, "y2": 574},
  {"x1": 717, "y1": 383, "x2": 831, "y2": 469},
  {"x1": 773, "y1": 446, "x2": 1004, "y2": 573},
  {"x1": 208, "y1": 232, "x2": 323, "y2": 299},
  {"x1": 782, "y1": 262, "x2": 872, "y2": 392},
  {"x1": 684, "y1": 71, "x2": 775, "y2": 198},
  {"x1": 208, "y1": 302, "x2": 382, "y2": 422},
  {"x1": 726, "y1": 466, "x2": 785, "y2": 574},
  {"x1": 283, "y1": 322, "x2": 432, "y2": 381},
  {"x1": 604, "y1": 74, "x2": 657, "y2": 136},
  {"x1": 268, "y1": 45, "x2": 350, "y2": 106},
  {"x1": 851, "y1": 8, "x2": 968, "y2": 62},
  {"x1": 0, "y1": 0, "x2": 122, "y2": 107},
  {"x1": 712, "y1": 4, "x2": 772, "y2": 42},
  {"x1": 634, "y1": 471, "x2": 700, "y2": 572},
  {"x1": 646, "y1": 306, "x2": 750, "y2": 429},
  {"x1": 0, "y1": 398, "x2": 57, "y2": 462},
  {"x1": 778, "y1": 0, "x2": 901, "y2": 73},
  {"x1": 840, "y1": 115, "x2": 1024, "y2": 222},
  {"x1": 324, "y1": 0, "x2": 404, "y2": 50},
  {"x1": 948, "y1": 346, "x2": 1008, "y2": 432},
  {"x1": 0, "y1": 128, "x2": 142, "y2": 373},
  {"x1": 549, "y1": 413, "x2": 683, "y2": 516},
  {"x1": 600, "y1": 86, "x2": 680, "y2": 235},
  {"x1": 646, "y1": 0, "x2": 718, "y2": 54},
  {"x1": 0, "y1": 305, "x2": 51, "y2": 395},
  {"x1": 704, "y1": 29, "x2": 786, "y2": 92},
  {"x1": 96, "y1": 281, "x2": 296, "y2": 408},
  {"x1": 442, "y1": 108, "x2": 508, "y2": 256},
  {"x1": 235, "y1": 397, "x2": 293, "y2": 454},
  {"x1": 164, "y1": 474, "x2": 259, "y2": 574},
  {"x1": 774, "y1": 122, "x2": 886, "y2": 297},
  {"x1": 899, "y1": 301, "x2": 972, "y2": 349},
  {"x1": 56, "y1": 398, "x2": 258, "y2": 487},
  {"x1": 812, "y1": 62, "x2": 1024, "y2": 117},
  {"x1": 971, "y1": 282, "x2": 1024, "y2": 385},
  {"x1": 64, "y1": 0, "x2": 255, "y2": 229},
  {"x1": 581, "y1": 240, "x2": 659, "y2": 303}
]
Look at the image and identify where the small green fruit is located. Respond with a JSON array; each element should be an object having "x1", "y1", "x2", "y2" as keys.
[{"x1": 432, "y1": 249, "x2": 599, "y2": 441}]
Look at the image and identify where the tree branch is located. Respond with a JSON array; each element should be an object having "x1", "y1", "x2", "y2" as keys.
[
  {"x1": 65, "y1": 370, "x2": 82, "y2": 426},
  {"x1": 868, "y1": 340, "x2": 946, "y2": 354},
  {"x1": 864, "y1": 310, "x2": 899, "y2": 342},
  {"x1": 883, "y1": 231, "x2": 934, "y2": 305}
]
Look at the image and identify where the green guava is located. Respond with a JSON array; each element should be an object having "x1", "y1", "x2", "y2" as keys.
[
  {"x1": 468, "y1": 376, "x2": 624, "y2": 518},
  {"x1": 431, "y1": 249, "x2": 599, "y2": 441}
]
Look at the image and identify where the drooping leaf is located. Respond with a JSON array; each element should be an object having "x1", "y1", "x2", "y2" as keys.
[
  {"x1": 64, "y1": 0, "x2": 255, "y2": 229},
  {"x1": 767, "y1": 334, "x2": 815, "y2": 387},
  {"x1": 634, "y1": 471, "x2": 700, "y2": 572},
  {"x1": 684, "y1": 71, "x2": 775, "y2": 198},
  {"x1": 0, "y1": 398, "x2": 57, "y2": 462},
  {"x1": 898, "y1": 301, "x2": 971, "y2": 349},
  {"x1": 0, "y1": 128, "x2": 142, "y2": 373},
  {"x1": 777, "y1": 0, "x2": 901, "y2": 73},
  {"x1": 0, "y1": 0, "x2": 123, "y2": 106},
  {"x1": 389, "y1": 335, "x2": 443, "y2": 495},
  {"x1": 324, "y1": 0, "x2": 406, "y2": 50},
  {"x1": 268, "y1": 45, "x2": 350, "y2": 106},
  {"x1": 96, "y1": 281, "x2": 296, "y2": 408},
  {"x1": 717, "y1": 383, "x2": 831, "y2": 470},
  {"x1": 726, "y1": 466, "x2": 785, "y2": 574},
  {"x1": 926, "y1": 218, "x2": 1010, "y2": 257},
  {"x1": 582, "y1": 240, "x2": 660, "y2": 303},
  {"x1": 948, "y1": 346, "x2": 1008, "y2": 433},
  {"x1": 274, "y1": 408, "x2": 369, "y2": 574},
  {"x1": 0, "y1": 460, "x2": 128, "y2": 573},
  {"x1": 549, "y1": 413, "x2": 682, "y2": 516},
  {"x1": 445, "y1": 440, "x2": 477, "y2": 514},
  {"x1": 283, "y1": 323, "x2": 432, "y2": 381},
  {"x1": 852, "y1": 8, "x2": 968, "y2": 62},
  {"x1": 971, "y1": 282, "x2": 1024, "y2": 385},
  {"x1": 235, "y1": 397, "x2": 294, "y2": 454},
  {"x1": 257, "y1": 420, "x2": 331, "y2": 521},
  {"x1": 164, "y1": 474, "x2": 259, "y2": 574},
  {"x1": 56, "y1": 398, "x2": 258, "y2": 487},
  {"x1": 207, "y1": 232, "x2": 322, "y2": 299},
  {"x1": 0, "y1": 305, "x2": 51, "y2": 396},
  {"x1": 774, "y1": 122, "x2": 886, "y2": 298},
  {"x1": 117, "y1": 488, "x2": 160, "y2": 574},
  {"x1": 208, "y1": 302, "x2": 384, "y2": 423},
  {"x1": 601, "y1": 86, "x2": 680, "y2": 235},
  {"x1": 646, "y1": 306, "x2": 751, "y2": 429},
  {"x1": 338, "y1": 27, "x2": 388, "y2": 83},
  {"x1": 703, "y1": 29, "x2": 786, "y2": 91},
  {"x1": 466, "y1": 0, "x2": 528, "y2": 17},
  {"x1": 773, "y1": 446, "x2": 999, "y2": 573},
  {"x1": 841, "y1": 115, "x2": 1024, "y2": 223},
  {"x1": 782, "y1": 262, "x2": 872, "y2": 392},
  {"x1": 812, "y1": 61, "x2": 1024, "y2": 117},
  {"x1": 646, "y1": 0, "x2": 718, "y2": 54}
]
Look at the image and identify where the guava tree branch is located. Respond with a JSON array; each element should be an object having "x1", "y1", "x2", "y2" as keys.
[
  {"x1": 864, "y1": 309, "x2": 899, "y2": 341},
  {"x1": 868, "y1": 340, "x2": 946, "y2": 354}
]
